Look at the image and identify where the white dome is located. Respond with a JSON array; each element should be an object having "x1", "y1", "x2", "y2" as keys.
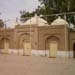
[
  {"x1": 24, "y1": 14, "x2": 48, "y2": 26},
  {"x1": 51, "y1": 16, "x2": 69, "y2": 26}
]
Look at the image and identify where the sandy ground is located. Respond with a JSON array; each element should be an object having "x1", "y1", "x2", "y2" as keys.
[{"x1": 0, "y1": 54, "x2": 75, "y2": 75}]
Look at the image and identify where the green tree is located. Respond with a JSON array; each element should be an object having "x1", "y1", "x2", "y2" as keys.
[
  {"x1": 20, "y1": 11, "x2": 35, "y2": 22},
  {"x1": 20, "y1": 0, "x2": 75, "y2": 25},
  {"x1": 38, "y1": 0, "x2": 75, "y2": 25}
]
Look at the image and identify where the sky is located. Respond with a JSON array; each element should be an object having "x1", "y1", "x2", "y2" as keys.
[{"x1": 0, "y1": 0, "x2": 40, "y2": 28}]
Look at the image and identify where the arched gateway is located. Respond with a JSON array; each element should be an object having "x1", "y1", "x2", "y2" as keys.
[
  {"x1": 0, "y1": 38, "x2": 9, "y2": 53},
  {"x1": 45, "y1": 36, "x2": 59, "y2": 58}
]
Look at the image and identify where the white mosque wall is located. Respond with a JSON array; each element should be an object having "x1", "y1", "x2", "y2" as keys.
[{"x1": 0, "y1": 49, "x2": 74, "y2": 58}]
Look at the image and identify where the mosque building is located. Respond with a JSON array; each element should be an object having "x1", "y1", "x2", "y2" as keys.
[{"x1": 0, "y1": 15, "x2": 75, "y2": 58}]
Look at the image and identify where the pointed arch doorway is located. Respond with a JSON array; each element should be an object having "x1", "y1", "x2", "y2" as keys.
[
  {"x1": 45, "y1": 36, "x2": 59, "y2": 58},
  {"x1": 23, "y1": 41, "x2": 31, "y2": 56},
  {"x1": 1, "y1": 38, "x2": 9, "y2": 54},
  {"x1": 73, "y1": 43, "x2": 75, "y2": 58}
]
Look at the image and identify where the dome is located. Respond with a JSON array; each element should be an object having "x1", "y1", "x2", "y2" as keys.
[
  {"x1": 23, "y1": 14, "x2": 48, "y2": 26},
  {"x1": 51, "y1": 16, "x2": 69, "y2": 26}
]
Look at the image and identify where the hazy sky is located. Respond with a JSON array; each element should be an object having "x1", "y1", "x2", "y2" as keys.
[{"x1": 0, "y1": 0, "x2": 40, "y2": 27}]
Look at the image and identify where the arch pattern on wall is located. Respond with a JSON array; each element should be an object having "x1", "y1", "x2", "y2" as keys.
[
  {"x1": 0, "y1": 37, "x2": 10, "y2": 49},
  {"x1": 18, "y1": 33, "x2": 32, "y2": 55},
  {"x1": 45, "y1": 36, "x2": 60, "y2": 57},
  {"x1": 45, "y1": 36, "x2": 60, "y2": 50},
  {"x1": 18, "y1": 33, "x2": 31, "y2": 48}
]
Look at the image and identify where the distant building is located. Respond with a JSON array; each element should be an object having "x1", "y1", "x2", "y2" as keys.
[{"x1": 0, "y1": 15, "x2": 75, "y2": 58}]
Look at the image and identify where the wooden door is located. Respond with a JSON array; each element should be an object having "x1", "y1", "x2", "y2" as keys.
[
  {"x1": 23, "y1": 42, "x2": 31, "y2": 56},
  {"x1": 4, "y1": 42, "x2": 9, "y2": 54},
  {"x1": 49, "y1": 41, "x2": 58, "y2": 57}
]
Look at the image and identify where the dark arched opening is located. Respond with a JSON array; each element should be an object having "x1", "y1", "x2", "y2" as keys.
[{"x1": 73, "y1": 43, "x2": 75, "y2": 58}]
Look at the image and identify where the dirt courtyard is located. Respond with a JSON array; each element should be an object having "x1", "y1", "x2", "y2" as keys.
[{"x1": 0, "y1": 54, "x2": 75, "y2": 75}]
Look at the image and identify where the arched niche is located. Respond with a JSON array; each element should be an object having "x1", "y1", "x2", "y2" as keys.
[
  {"x1": 18, "y1": 33, "x2": 31, "y2": 48},
  {"x1": 0, "y1": 38, "x2": 10, "y2": 53},
  {"x1": 45, "y1": 36, "x2": 60, "y2": 57},
  {"x1": 18, "y1": 33, "x2": 32, "y2": 56}
]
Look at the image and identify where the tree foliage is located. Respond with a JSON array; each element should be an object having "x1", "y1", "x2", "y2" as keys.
[
  {"x1": 38, "y1": 0, "x2": 75, "y2": 24},
  {"x1": 20, "y1": 11, "x2": 35, "y2": 22},
  {"x1": 20, "y1": 0, "x2": 75, "y2": 25}
]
